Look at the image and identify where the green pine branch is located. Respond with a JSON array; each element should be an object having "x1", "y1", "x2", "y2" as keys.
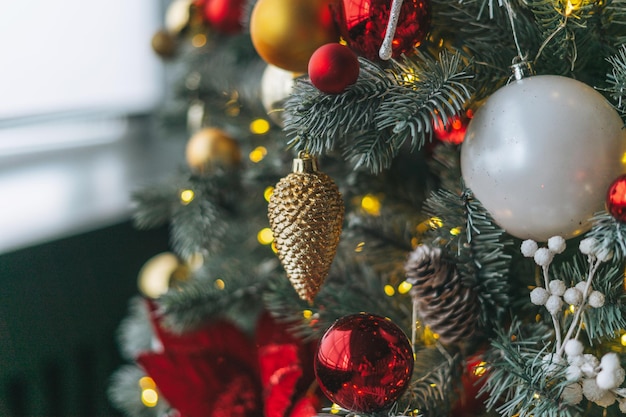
[{"x1": 283, "y1": 51, "x2": 474, "y2": 173}]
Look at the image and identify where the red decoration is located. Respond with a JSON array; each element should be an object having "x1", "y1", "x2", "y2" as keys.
[
  {"x1": 433, "y1": 109, "x2": 473, "y2": 145},
  {"x1": 451, "y1": 354, "x2": 488, "y2": 416},
  {"x1": 331, "y1": 0, "x2": 431, "y2": 61},
  {"x1": 137, "y1": 302, "x2": 319, "y2": 417},
  {"x1": 308, "y1": 43, "x2": 360, "y2": 94},
  {"x1": 314, "y1": 313, "x2": 414, "y2": 413},
  {"x1": 202, "y1": 0, "x2": 245, "y2": 34},
  {"x1": 607, "y1": 174, "x2": 626, "y2": 222}
]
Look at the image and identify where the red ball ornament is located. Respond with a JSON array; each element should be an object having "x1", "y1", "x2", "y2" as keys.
[
  {"x1": 607, "y1": 174, "x2": 626, "y2": 222},
  {"x1": 308, "y1": 43, "x2": 360, "y2": 94},
  {"x1": 331, "y1": 0, "x2": 431, "y2": 61},
  {"x1": 202, "y1": 0, "x2": 245, "y2": 34},
  {"x1": 314, "y1": 313, "x2": 414, "y2": 412}
]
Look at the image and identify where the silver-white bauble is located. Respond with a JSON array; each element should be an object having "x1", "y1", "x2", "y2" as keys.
[
  {"x1": 261, "y1": 64, "x2": 296, "y2": 126},
  {"x1": 461, "y1": 75, "x2": 626, "y2": 241}
]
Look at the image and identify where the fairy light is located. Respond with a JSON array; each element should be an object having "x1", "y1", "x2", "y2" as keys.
[
  {"x1": 355, "y1": 241, "x2": 365, "y2": 252},
  {"x1": 264, "y1": 186, "x2": 274, "y2": 202},
  {"x1": 191, "y1": 33, "x2": 207, "y2": 48},
  {"x1": 330, "y1": 403, "x2": 341, "y2": 414},
  {"x1": 621, "y1": 152, "x2": 626, "y2": 165},
  {"x1": 257, "y1": 228, "x2": 274, "y2": 245},
  {"x1": 450, "y1": 227, "x2": 462, "y2": 236},
  {"x1": 250, "y1": 118, "x2": 271, "y2": 135},
  {"x1": 139, "y1": 377, "x2": 158, "y2": 408},
  {"x1": 429, "y1": 217, "x2": 443, "y2": 229},
  {"x1": 384, "y1": 285, "x2": 395, "y2": 296},
  {"x1": 398, "y1": 281, "x2": 412, "y2": 294},
  {"x1": 180, "y1": 189, "x2": 195, "y2": 205},
  {"x1": 361, "y1": 194, "x2": 381, "y2": 216},
  {"x1": 621, "y1": 333, "x2": 626, "y2": 346},
  {"x1": 303, "y1": 309, "x2": 313, "y2": 319},
  {"x1": 271, "y1": 241, "x2": 278, "y2": 254},
  {"x1": 569, "y1": 304, "x2": 576, "y2": 314},
  {"x1": 215, "y1": 279, "x2": 225, "y2": 290},
  {"x1": 473, "y1": 361, "x2": 487, "y2": 377},
  {"x1": 249, "y1": 146, "x2": 268, "y2": 163}
]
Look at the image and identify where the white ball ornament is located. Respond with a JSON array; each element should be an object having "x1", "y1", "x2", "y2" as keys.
[{"x1": 461, "y1": 75, "x2": 626, "y2": 241}]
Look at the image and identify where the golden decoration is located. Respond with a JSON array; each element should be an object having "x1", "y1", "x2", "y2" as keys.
[
  {"x1": 185, "y1": 127, "x2": 242, "y2": 173},
  {"x1": 249, "y1": 0, "x2": 339, "y2": 73},
  {"x1": 151, "y1": 30, "x2": 177, "y2": 58},
  {"x1": 268, "y1": 153, "x2": 344, "y2": 302},
  {"x1": 137, "y1": 252, "x2": 190, "y2": 299}
]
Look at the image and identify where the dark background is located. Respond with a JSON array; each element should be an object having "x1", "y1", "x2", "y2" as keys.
[{"x1": 0, "y1": 222, "x2": 170, "y2": 416}]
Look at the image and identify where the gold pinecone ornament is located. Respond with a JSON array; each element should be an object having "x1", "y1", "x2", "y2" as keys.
[
  {"x1": 405, "y1": 245, "x2": 481, "y2": 345},
  {"x1": 268, "y1": 153, "x2": 344, "y2": 302}
]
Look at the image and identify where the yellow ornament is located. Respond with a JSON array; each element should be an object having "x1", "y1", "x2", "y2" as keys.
[
  {"x1": 137, "y1": 252, "x2": 190, "y2": 299},
  {"x1": 250, "y1": 0, "x2": 339, "y2": 73},
  {"x1": 268, "y1": 153, "x2": 344, "y2": 302},
  {"x1": 185, "y1": 127, "x2": 242, "y2": 173},
  {"x1": 151, "y1": 30, "x2": 178, "y2": 58}
]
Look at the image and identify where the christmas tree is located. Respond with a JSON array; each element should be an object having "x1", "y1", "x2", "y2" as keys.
[{"x1": 108, "y1": 0, "x2": 626, "y2": 416}]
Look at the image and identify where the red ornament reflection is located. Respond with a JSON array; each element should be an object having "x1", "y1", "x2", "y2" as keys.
[
  {"x1": 607, "y1": 174, "x2": 626, "y2": 222},
  {"x1": 331, "y1": 0, "x2": 431, "y2": 61},
  {"x1": 314, "y1": 313, "x2": 414, "y2": 413}
]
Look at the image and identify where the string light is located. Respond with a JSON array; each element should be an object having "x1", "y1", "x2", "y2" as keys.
[
  {"x1": 249, "y1": 146, "x2": 268, "y2": 163},
  {"x1": 330, "y1": 403, "x2": 341, "y2": 414},
  {"x1": 355, "y1": 241, "x2": 365, "y2": 252},
  {"x1": 215, "y1": 279, "x2": 225, "y2": 290},
  {"x1": 360, "y1": 194, "x2": 381, "y2": 216},
  {"x1": 257, "y1": 228, "x2": 274, "y2": 245},
  {"x1": 180, "y1": 189, "x2": 195, "y2": 205},
  {"x1": 250, "y1": 118, "x2": 270, "y2": 135},
  {"x1": 473, "y1": 361, "x2": 487, "y2": 377},
  {"x1": 384, "y1": 285, "x2": 395, "y2": 296},
  {"x1": 621, "y1": 333, "x2": 626, "y2": 347},
  {"x1": 398, "y1": 281, "x2": 412, "y2": 294},
  {"x1": 138, "y1": 377, "x2": 158, "y2": 408},
  {"x1": 450, "y1": 227, "x2": 462, "y2": 236},
  {"x1": 191, "y1": 33, "x2": 207, "y2": 48},
  {"x1": 303, "y1": 309, "x2": 313, "y2": 319},
  {"x1": 264, "y1": 186, "x2": 274, "y2": 202}
]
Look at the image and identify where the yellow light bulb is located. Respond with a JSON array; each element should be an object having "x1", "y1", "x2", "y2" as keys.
[
  {"x1": 398, "y1": 281, "x2": 413, "y2": 294},
  {"x1": 249, "y1": 146, "x2": 268, "y2": 163},
  {"x1": 180, "y1": 189, "x2": 195, "y2": 205},
  {"x1": 215, "y1": 279, "x2": 225, "y2": 290},
  {"x1": 264, "y1": 186, "x2": 274, "y2": 202},
  {"x1": 250, "y1": 118, "x2": 270, "y2": 135},
  {"x1": 384, "y1": 285, "x2": 395, "y2": 296},
  {"x1": 450, "y1": 227, "x2": 462, "y2": 236},
  {"x1": 257, "y1": 228, "x2": 274, "y2": 245},
  {"x1": 192, "y1": 33, "x2": 207, "y2": 48},
  {"x1": 355, "y1": 241, "x2": 365, "y2": 252},
  {"x1": 303, "y1": 309, "x2": 313, "y2": 319},
  {"x1": 361, "y1": 194, "x2": 381, "y2": 216},
  {"x1": 141, "y1": 388, "x2": 159, "y2": 407}
]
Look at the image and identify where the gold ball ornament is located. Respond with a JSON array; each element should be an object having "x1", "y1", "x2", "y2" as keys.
[
  {"x1": 268, "y1": 154, "x2": 344, "y2": 302},
  {"x1": 250, "y1": 0, "x2": 339, "y2": 73},
  {"x1": 137, "y1": 252, "x2": 190, "y2": 299},
  {"x1": 151, "y1": 30, "x2": 178, "y2": 58},
  {"x1": 185, "y1": 128, "x2": 242, "y2": 173}
]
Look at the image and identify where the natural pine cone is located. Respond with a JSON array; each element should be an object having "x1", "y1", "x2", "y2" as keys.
[{"x1": 405, "y1": 245, "x2": 481, "y2": 345}]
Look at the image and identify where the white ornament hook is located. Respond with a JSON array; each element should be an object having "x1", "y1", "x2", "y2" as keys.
[{"x1": 379, "y1": 0, "x2": 404, "y2": 60}]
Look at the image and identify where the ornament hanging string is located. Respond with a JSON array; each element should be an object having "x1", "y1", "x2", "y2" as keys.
[
  {"x1": 503, "y1": 0, "x2": 525, "y2": 67},
  {"x1": 379, "y1": 0, "x2": 404, "y2": 60}
]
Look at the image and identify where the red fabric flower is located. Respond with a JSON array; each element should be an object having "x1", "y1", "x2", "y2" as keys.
[{"x1": 137, "y1": 301, "x2": 319, "y2": 417}]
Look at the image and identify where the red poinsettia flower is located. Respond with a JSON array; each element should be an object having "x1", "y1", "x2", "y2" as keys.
[{"x1": 137, "y1": 301, "x2": 319, "y2": 417}]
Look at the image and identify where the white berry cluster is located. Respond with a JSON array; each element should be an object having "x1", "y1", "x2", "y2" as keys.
[
  {"x1": 560, "y1": 339, "x2": 626, "y2": 410},
  {"x1": 523, "y1": 237, "x2": 606, "y2": 316}
]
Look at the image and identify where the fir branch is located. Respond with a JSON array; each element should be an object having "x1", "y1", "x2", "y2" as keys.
[
  {"x1": 283, "y1": 51, "x2": 473, "y2": 173},
  {"x1": 398, "y1": 346, "x2": 460, "y2": 417},
  {"x1": 116, "y1": 296, "x2": 154, "y2": 361},
  {"x1": 605, "y1": 45, "x2": 626, "y2": 116},
  {"x1": 586, "y1": 211, "x2": 626, "y2": 260},
  {"x1": 422, "y1": 189, "x2": 512, "y2": 329},
  {"x1": 132, "y1": 181, "x2": 180, "y2": 230},
  {"x1": 108, "y1": 365, "x2": 171, "y2": 417},
  {"x1": 481, "y1": 320, "x2": 580, "y2": 417}
]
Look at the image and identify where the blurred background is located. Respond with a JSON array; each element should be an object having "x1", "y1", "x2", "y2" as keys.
[{"x1": 0, "y1": 1, "x2": 185, "y2": 415}]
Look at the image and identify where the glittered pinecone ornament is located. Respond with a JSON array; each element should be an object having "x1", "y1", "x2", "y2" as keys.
[
  {"x1": 268, "y1": 153, "x2": 344, "y2": 302},
  {"x1": 405, "y1": 245, "x2": 480, "y2": 345}
]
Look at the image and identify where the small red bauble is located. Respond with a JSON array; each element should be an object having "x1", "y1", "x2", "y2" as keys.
[
  {"x1": 314, "y1": 313, "x2": 414, "y2": 412},
  {"x1": 607, "y1": 174, "x2": 626, "y2": 222},
  {"x1": 308, "y1": 43, "x2": 360, "y2": 94},
  {"x1": 202, "y1": 0, "x2": 245, "y2": 34},
  {"x1": 332, "y1": 0, "x2": 431, "y2": 61}
]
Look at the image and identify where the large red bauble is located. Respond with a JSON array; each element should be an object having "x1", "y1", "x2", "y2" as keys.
[
  {"x1": 607, "y1": 174, "x2": 626, "y2": 222},
  {"x1": 308, "y1": 43, "x2": 360, "y2": 94},
  {"x1": 314, "y1": 313, "x2": 414, "y2": 412},
  {"x1": 332, "y1": 0, "x2": 431, "y2": 61},
  {"x1": 202, "y1": 0, "x2": 245, "y2": 34}
]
